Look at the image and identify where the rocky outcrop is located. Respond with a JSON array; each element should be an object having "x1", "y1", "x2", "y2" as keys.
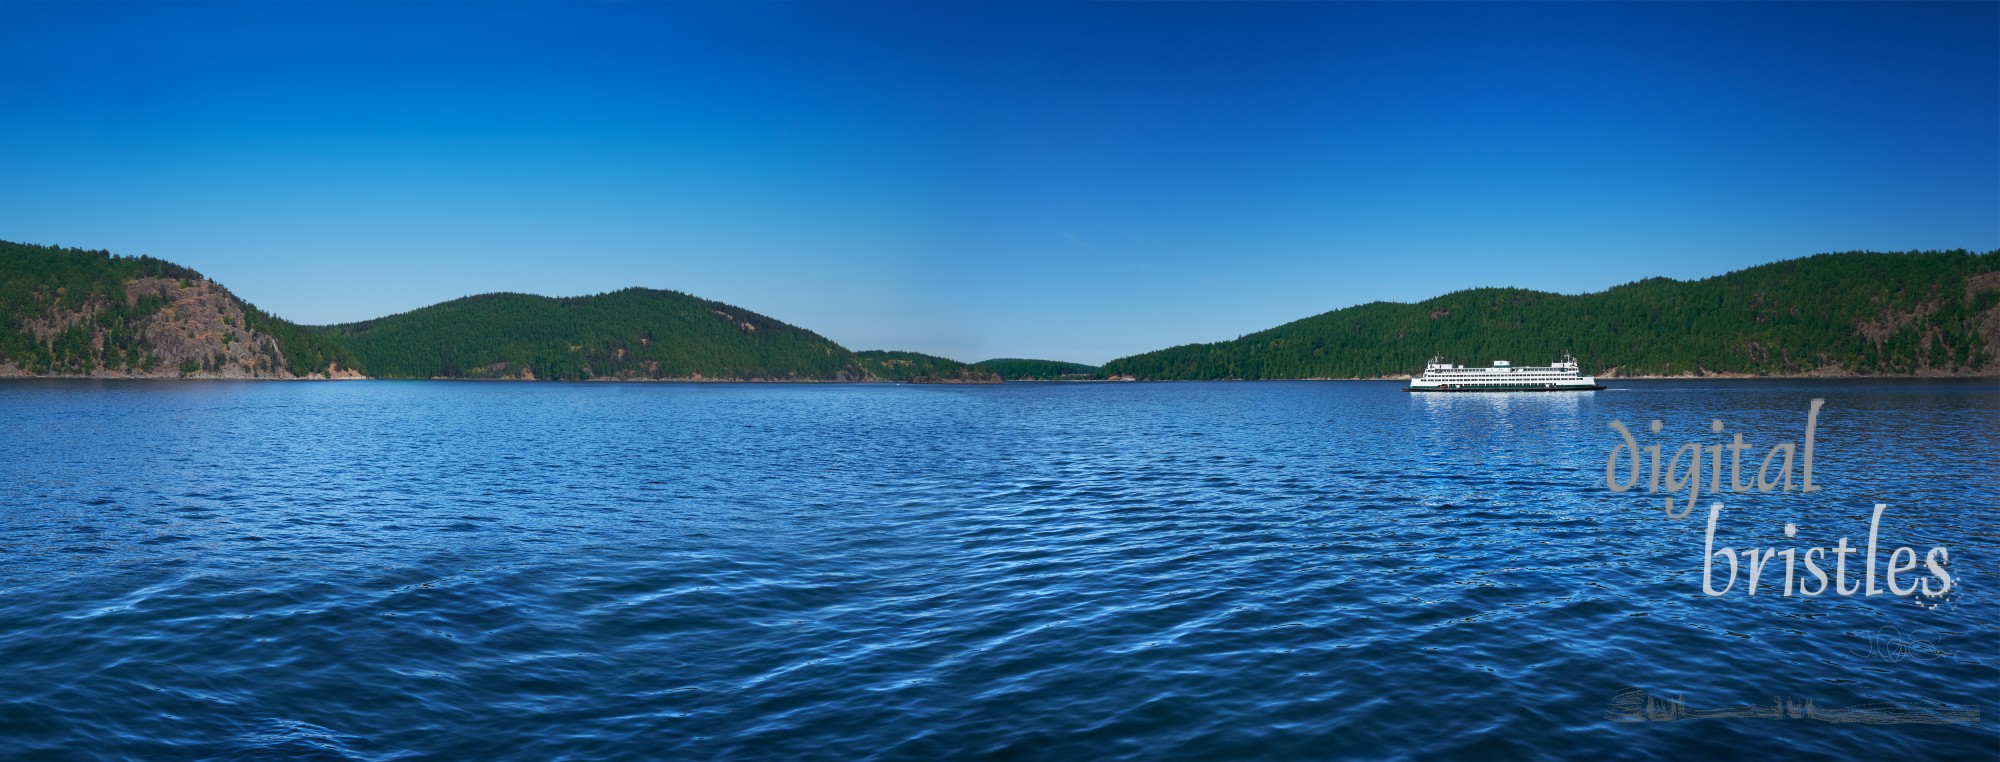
[
  {"x1": 121, "y1": 277, "x2": 293, "y2": 378},
  {"x1": 0, "y1": 276, "x2": 342, "y2": 379}
]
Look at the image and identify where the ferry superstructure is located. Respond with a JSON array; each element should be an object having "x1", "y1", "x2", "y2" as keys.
[{"x1": 1404, "y1": 354, "x2": 1606, "y2": 392}]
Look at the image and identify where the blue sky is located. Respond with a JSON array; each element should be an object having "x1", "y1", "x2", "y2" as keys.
[{"x1": 2, "y1": 1, "x2": 1994, "y2": 365}]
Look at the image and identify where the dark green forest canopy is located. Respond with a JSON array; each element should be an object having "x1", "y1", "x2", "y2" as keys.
[
  {"x1": 1099, "y1": 250, "x2": 2000, "y2": 379},
  {"x1": 974, "y1": 358, "x2": 1101, "y2": 380},
  {"x1": 319, "y1": 288, "x2": 866, "y2": 380},
  {"x1": 856, "y1": 350, "x2": 1001, "y2": 383}
]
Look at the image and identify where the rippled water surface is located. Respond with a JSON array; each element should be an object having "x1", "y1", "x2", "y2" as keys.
[{"x1": 2, "y1": 379, "x2": 1995, "y2": 760}]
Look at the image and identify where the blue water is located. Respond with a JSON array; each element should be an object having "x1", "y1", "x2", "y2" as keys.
[{"x1": 1, "y1": 379, "x2": 1994, "y2": 760}]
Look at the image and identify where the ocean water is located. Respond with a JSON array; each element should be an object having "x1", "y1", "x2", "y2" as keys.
[{"x1": 0, "y1": 379, "x2": 1994, "y2": 760}]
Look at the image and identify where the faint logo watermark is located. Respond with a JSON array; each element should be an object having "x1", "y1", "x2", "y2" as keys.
[
  {"x1": 1606, "y1": 688, "x2": 1979, "y2": 725},
  {"x1": 1848, "y1": 625, "x2": 1957, "y2": 663}
]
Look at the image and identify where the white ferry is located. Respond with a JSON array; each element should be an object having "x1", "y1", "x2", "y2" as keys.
[{"x1": 1404, "y1": 354, "x2": 1605, "y2": 392}]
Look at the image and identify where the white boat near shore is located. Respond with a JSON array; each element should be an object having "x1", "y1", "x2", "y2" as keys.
[{"x1": 1405, "y1": 354, "x2": 1606, "y2": 392}]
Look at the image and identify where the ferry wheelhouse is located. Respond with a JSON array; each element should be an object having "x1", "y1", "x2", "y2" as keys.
[{"x1": 1404, "y1": 354, "x2": 1605, "y2": 392}]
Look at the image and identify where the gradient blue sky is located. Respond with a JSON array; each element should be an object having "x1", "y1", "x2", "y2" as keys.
[{"x1": 2, "y1": 2, "x2": 1995, "y2": 365}]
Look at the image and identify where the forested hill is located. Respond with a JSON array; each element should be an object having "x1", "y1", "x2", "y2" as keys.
[
  {"x1": 856, "y1": 350, "x2": 1001, "y2": 383},
  {"x1": 0, "y1": 240, "x2": 357, "y2": 378},
  {"x1": 1, "y1": 240, "x2": 893, "y2": 381},
  {"x1": 975, "y1": 358, "x2": 1101, "y2": 380},
  {"x1": 1100, "y1": 250, "x2": 2000, "y2": 380},
  {"x1": 320, "y1": 289, "x2": 869, "y2": 381}
]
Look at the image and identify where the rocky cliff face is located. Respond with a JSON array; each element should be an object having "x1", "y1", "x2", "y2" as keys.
[
  {"x1": 128, "y1": 277, "x2": 289, "y2": 378},
  {"x1": 0, "y1": 276, "x2": 355, "y2": 379}
]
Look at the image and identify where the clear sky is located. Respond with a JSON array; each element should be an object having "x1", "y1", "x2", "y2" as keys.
[{"x1": 2, "y1": 2, "x2": 1995, "y2": 365}]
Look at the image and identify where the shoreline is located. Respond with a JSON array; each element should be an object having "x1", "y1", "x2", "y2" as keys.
[
  {"x1": 2, "y1": 373, "x2": 1994, "y2": 384},
  {"x1": 0, "y1": 374, "x2": 999, "y2": 384}
]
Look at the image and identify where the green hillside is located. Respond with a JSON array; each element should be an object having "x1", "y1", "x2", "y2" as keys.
[
  {"x1": 975, "y1": 358, "x2": 1100, "y2": 380},
  {"x1": 9, "y1": 242, "x2": 1996, "y2": 383},
  {"x1": 856, "y1": 350, "x2": 1001, "y2": 383},
  {"x1": 321, "y1": 289, "x2": 867, "y2": 381},
  {"x1": 1100, "y1": 250, "x2": 2000, "y2": 379},
  {"x1": 0, "y1": 240, "x2": 973, "y2": 383},
  {"x1": 0, "y1": 240, "x2": 355, "y2": 377}
]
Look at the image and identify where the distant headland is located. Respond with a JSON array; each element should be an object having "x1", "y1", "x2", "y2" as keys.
[
  {"x1": 1099, "y1": 249, "x2": 1998, "y2": 380},
  {"x1": 1, "y1": 240, "x2": 1994, "y2": 382}
]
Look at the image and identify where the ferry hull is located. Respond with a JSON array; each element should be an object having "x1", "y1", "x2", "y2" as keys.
[
  {"x1": 1407, "y1": 355, "x2": 1602, "y2": 392},
  {"x1": 1403, "y1": 384, "x2": 1606, "y2": 392}
]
